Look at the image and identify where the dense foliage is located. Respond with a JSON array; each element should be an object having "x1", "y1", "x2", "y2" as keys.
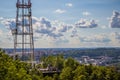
[{"x1": 0, "y1": 49, "x2": 120, "y2": 80}]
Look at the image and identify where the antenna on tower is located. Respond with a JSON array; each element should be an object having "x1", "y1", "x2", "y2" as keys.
[{"x1": 13, "y1": 0, "x2": 35, "y2": 68}]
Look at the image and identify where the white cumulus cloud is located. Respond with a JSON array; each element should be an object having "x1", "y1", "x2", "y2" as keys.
[
  {"x1": 110, "y1": 32, "x2": 120, "y2": 40},
  {"x1": 1, "y1": 16, "x2": 120, "y2": 47},
  {"x1": 109, "y1": 11, "x2": 120, "y2": 28},
  {"x1": 75, "y1": 19, "x2": 98, "y2": 28},
  {"x1": 55, "y1": 9, "x2": 66, "y2": 14},
  {"x1": 65, "y1": 3, "x2": 73, "y2": 7},
  {"x1": 0, "y1": 29, "x2": 3, "y2": 35},
  {"x1": 0, "y1": 17, "x2": 3, "y2": 20},
  {"x1": 1, "y1": 16, "x2": 101, "y2": 47},
  {"x1": 82, "y1": 11, "x2": 91, "y2": 16}
]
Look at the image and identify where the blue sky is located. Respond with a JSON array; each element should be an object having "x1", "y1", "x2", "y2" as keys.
[{"x1": 0, "y1": 0, "x2": 120, "y2": 48}]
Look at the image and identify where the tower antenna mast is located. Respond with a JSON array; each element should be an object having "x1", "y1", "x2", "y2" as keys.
[{"x1": 13, "y1": 0, "x2": 34, "y2": 68}]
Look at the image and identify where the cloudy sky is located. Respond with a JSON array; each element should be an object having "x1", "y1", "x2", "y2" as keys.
[{"x1": 0, "y1": 0, "x2": 120, "y2": 48}]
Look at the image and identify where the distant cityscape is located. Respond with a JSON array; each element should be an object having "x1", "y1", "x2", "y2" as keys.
[
  {"x1": 75, "y1": 56, "x2": 113, "y2": 66},
  {"x1": 4, "y1": 48, "x2": 120, "y2": 66}
]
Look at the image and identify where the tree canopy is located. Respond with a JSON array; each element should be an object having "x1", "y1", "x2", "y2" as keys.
[{"x1": 0, "y1": 48, "x2": 120, "y2": 80}]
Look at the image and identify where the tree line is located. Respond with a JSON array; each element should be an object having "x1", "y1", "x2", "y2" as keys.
[{"x1": 0, "y1": 49, "x2": 120, "y2": 80}]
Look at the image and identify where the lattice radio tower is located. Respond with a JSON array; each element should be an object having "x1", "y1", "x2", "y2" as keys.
[{"x1": 13, "y1": 0, "x2": 34, "y2": 68}]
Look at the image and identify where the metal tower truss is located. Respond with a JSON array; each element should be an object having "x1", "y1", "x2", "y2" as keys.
[{"x1": 13, "y1": 0, "x2": 34, "y2": 67}]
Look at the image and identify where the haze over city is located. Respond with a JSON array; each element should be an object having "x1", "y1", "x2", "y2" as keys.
[{"x1": 0, "y1": 0, "x2": 120, "y2": 48}]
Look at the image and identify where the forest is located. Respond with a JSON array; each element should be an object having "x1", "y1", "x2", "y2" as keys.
[{"x1": 0, "y1": 48, "x2": 120, "y2": 80}]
